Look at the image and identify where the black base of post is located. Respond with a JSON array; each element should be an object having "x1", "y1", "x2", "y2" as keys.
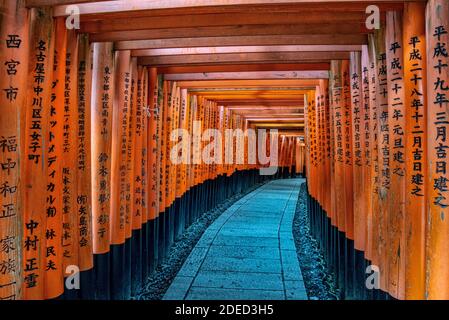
[
  {"x1": 130, "y1": 228, "x2": 142, "y2": 297},
  {"x1": 110, "y1": 243, "x2": 126, "y2": 300},
  {"x1": 93, "y1": 251, "x2": 110, "y2": 300}
]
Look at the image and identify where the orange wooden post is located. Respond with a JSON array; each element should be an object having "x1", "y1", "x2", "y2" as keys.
[
  {"x1": 342, "y1": 59, "x2": 355, "y2": 298},
  {"x1": 76, "y1": 34, "x2": 93, "y2": 271},
  {"x1": 110, "y1": 49, "x2": 132, "y2": 299},
  {"x1": 76, "y1": 34, "x2": 94, "y2": 292},
  {"x1": 141, "y1": 67, "x2": 149, "y2": 232},
  {"x1": 385, "y1": 10, "x2": 406, "y2": 299},
  {"x1": 330, "y1": 61, "x2": 345, "y2": 234},
  {"x1": 367, "y1": 35, "x2": 380, "y2": 267},
  {"x1": 425, "y1": 0, "x2": 449, "y2": 300},
  {"x1": 403, "y1": 1, "x2": 427, "y2": 300},
  {"x1": 320, "y1": 79, "x2": 331, "y2": 215},
  {"x1": 22, "y1": 7, "x2": 54, "y2": 300},
  {"x1": 129, "y1": 58, "x2": 140, "y2": 295},
  {"x1": 148, "y1": 68, "x2": 158, "y2": 222},
  {"x1": 110, "y1": 50, "x2": 131, "y2": 248},
  {"x1": 403, "y1": 3, "x2": 427, "y2": 299},
  {"x1": 158, "y1": 80, "x2": 168, "y2": 258},
  {"x1": 156, "y1": 75, "x2": 166, "y2": 262},
  {"x1": 328, "y1": 80, "x2": 336, "y2": 228},
  {"x1": 42, "y1": 17, "x2": 65, "y2": 300},
  {"x1": 127, "y1": 59, "x2": 138, "y2": 241},
  {"x1": 342, "y1": 60, "x2": 354, "y2": 242},
  {"x1": 61, "y1": 29, "x2": 80, "y2": 279},
  {"x1": 131, "y1": 61, "x2": 142, "y2": 235},
  {"x1": 374, "y1": 27, "x2": 390, "y2": 294},
  {"x1": 330, "y1": 60, "x2": 346, "y2": 291},
  {"x1": 0, "y1": 0, "x2": 29, "y2": 301},
  {"x1": 147, "y1": 67, "x2": 159, "y2": 272},
  {"x1": 315, "y1": 87, "x2": 322, "y2": 206},
  {"x1": 361, "y1": 45, "x2": 373, "y2": 263},
  {"x1": 350, "y1": 52, "x2": 365, "y2": 253},
  {"x1": 351, "y1": 50, "x2": 369, "y2": 299},
  {"x1": 90, "y1": 42, "x2": 114, "y2": 299}
]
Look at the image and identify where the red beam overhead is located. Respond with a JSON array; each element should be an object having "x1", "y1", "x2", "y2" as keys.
[
  {"x1": 91, "y1": 24, "x2": 369, "y2": 42},
  {"x1": 50, "y1": 1, "x2": 413, "y2": 16},
  {"x1": 115, "y1": 35, "x2": 368, "y2": 51},
  {"x1": 131, "y1": 45, "x2": 362, "y2": 57},
  {"x1": 81, "y1": 12, "x2": 370, "y2": 33},
  {"x1": 158, "y1": 63, "x2": 330, "y2": 74},
  {"x1": 164, "y1": 71, "x2": 328, "y2": 81},
  {"x1": 177, "y1": 79, "x2": 320, "y2": 89}
]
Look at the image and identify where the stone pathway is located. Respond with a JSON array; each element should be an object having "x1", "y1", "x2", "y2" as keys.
[{"x1": 163, "y1": 178, "x2": 307, "y2": 300}]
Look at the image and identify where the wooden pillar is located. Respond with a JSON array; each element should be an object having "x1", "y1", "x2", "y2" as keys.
[
  {"x1": 342, "y1": 60, "x2": 354, "y2": 241},
  {"x1": 41, "y1": 17, "x2": 65, "y2": 300},
  {"x1": 0, "y1": 0, "x2": 29, "y2": 300},
  {"x1": 61, "y1": 29, "x2": 80, "y2": 277},
  {"x1": 361, "y1": 45, "x2": 373, "y2": 262},
  {"x1": 374, "y1": 26, "x2": 390, "y2": 293},
  {"x1": 350, "y1": 52, "x2": 365, "y2": 253},
  {"x1": 22, "y1": 7, "x2": 54, "y2": 300},
  {"x1": 425, "y1": 0, "x2": 449, "y2": 300},
  {"x1": 385, "y1": 10, "x2": 406, "y2": 300},
  {"x1": 91, "y1": 42, "x2": 114, "y2": 256},
  {"x1": 367, "y1": 35, "x2": 380, "y2": 267},
  {"x1": 110, "y1": 50, "x2": 131, "y2": 247},
  {"x1": 321, "y1": 80, "x2": 331, "y2": 214},
  {"x1": 148, "y1": 67, "x2": 159, "y2": 223},
  {"x1": 77, "y1": 34, "x2": 94, "y2": 272},
  {"x1": 403, "y1": 1, "x2": 427, "y2": 300},
  {"x1": 330, "y1": 60, "x2": 345, "y2": 234},
  {"x1": 127, "y1": 58, "x2": 137, "y2": 241}
]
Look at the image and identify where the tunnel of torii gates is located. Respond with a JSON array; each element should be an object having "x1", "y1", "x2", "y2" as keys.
[{"x1": 0, "y1": 0, "x2": 449, "y2": 301}]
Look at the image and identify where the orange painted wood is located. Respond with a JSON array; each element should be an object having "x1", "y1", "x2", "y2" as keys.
[
  {"x1": 22, "y1": 7, "x2": 54, "y2": 300},
  {"x1": 82, "y1": 12, "x2": 370, "y2": 34},
  {"x1": 328, "y1": 82, "x2": 337, "y2": 223},
  {"x1": 147, "y1": 67, "x2": 158, "y2": 220},
  {"x1": 61, "y1": 29, "x2": 80, "y2": 273},
  {"x1": 131, "y1": 66, "x2": 146, "y2": 230},
  {"x1": 117, "y1": 36, "x2": 366, "y2": 51},
  {"x1": 374, "y1": 27, "x2": 389, "y2": 292},
  {"x1": 158, "y1": 81, "x2": 168, "y2": 212},
  {"x1": 130, "y1": 58, "x2": 142, "y2": 231},
  {"x1": 43, "y1": 17, "x2": 65, "y2": 299},
  {"x1": 93, "y1": 24, "x2": 369, "y2": 43},
  {"x1": 320, "y1": 79, "x2": 331, "y2": 214},
  {"x1": 110, "y1": 50, "x2": 131, "y2": 245},
  {"x1": 314, "y1": 88, "x2": 322, "y2": 205},
  {"x1": 385, "y1": 10, "x2": 406, "y2": 299},
  {"x1": 140, "y1": 68, "x2": 149, "y2": 227},
  {"x1": 91, "y1": 42, "x2": 114, "y2": 254},
  {"x1": 367, "y1": 35, "x2": 379, "y2": 264},
  {"x1": 76, "y1": 34, "x2": 94, "y2": 271},
  {"x1": 0, "y1": 0, "x2": 29, "y2": 301},
  {"x1": 361, "y1": 44, "x2": 373, "y2": 260},
  {"x1": 425, "y1": 0, "x2": 449, "y2": 300},
  {"x1": 342, "y1": 60, "x2": 354, "y2": 240},
  {"x1": 350, "y1": 51, "x2": 365, "y2": 251},
  {"x1": 330, "y1": 60, "x2": 345, "y2": 232},
  {"x1": 403, "y1": 1, "x2": 426, "y2": 300}
]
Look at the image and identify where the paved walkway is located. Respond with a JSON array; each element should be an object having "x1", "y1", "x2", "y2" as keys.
[{"x1": 163, "y1": 178, "x2": 307, "y2": 300}]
